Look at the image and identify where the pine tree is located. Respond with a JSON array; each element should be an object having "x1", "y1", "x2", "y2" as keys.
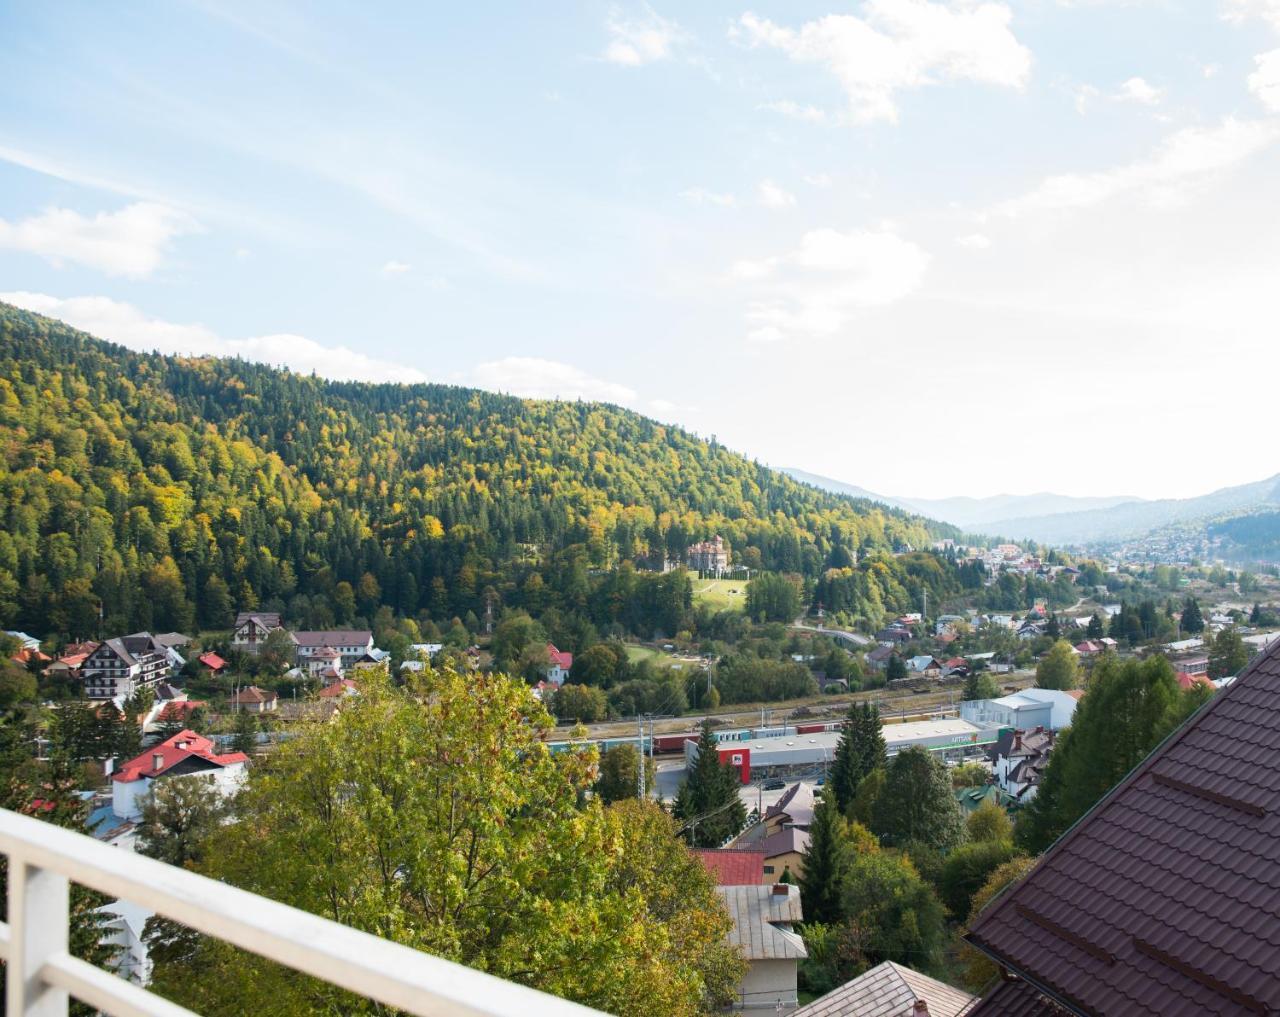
[
  {"x1": 1086, "y1": 613, "x2": 1104, "y2": 639},
  {"x1": 1180, "y1": 597, "x2": 1205, "y2": 634},
  {"x1": 673, "y1": 721, "x2": 746, "y2": 848},
  {"x1": 886, "y1": 654, "x2": 907, "y2": 682},
  {"x1": 829, "y1": 702, "x2": 887, "y2": 816},
  {"x1": 799, "y1": 795, "x2": 847, "y2": 924}
]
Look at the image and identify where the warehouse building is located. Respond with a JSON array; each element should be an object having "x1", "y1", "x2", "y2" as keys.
[{"x1": 685, "y1": 718, "x2": 1000, "y2": 783}]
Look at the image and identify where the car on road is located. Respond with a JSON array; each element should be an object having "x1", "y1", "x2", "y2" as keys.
[{"x1": 762, "y1": 778, "x2": 786, "y2": 791}]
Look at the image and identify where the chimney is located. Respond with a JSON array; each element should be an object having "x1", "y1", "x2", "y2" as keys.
[
  {"x1": 1013, "y1": 733, "x2": 1022, "y2": 751},
  {"x1": 772, "y1": 884, "x2": 790, "y2": 896},
  {"x1": 913, "y1": 1001, "x2": 931, "y2": 1017},
  {"x1": 152, "y1": 753, "x2": 164, "y2": 771}
]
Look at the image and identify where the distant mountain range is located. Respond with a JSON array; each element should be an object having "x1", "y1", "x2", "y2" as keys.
[{"x1": 784, "y1": 468, "x2": 1280, "y2": 548}]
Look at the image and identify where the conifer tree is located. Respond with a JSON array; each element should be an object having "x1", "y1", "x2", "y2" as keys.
[
  {"x1": 674, "y1": 721, "x2": 746, "y2": 848},
  {"x1": 799, "y1": 795, "x2": 847, "y2": 925},
  {"x1": 829, "y1": 702, "x2": 887, "y2": 816}
]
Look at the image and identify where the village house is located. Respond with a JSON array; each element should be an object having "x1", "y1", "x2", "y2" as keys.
[
  {"x1": 544, "y1": 643, "x2": 573, "y2": 685},
  {"x1": 318, "y1": 677, "x2": 360, "y2": 700},
  {"x1": 111, "y1": 729, "x2": 249, "y2": 821},
  {"x1": 229, "y1": 686, "x2": 278, "y2": 713},
  {"x1": 81, "y1": 633, "x2": 179, "y2": 702},
  {"x1": 230, "y1": 611, "x2": 286, "y2": 656},
  {"x1": 865, "y1": 645, "x2": 896, "y2": 671},
  {"x1": 792, "y1": 961, "x2": 976, "y2": 1017},
  {"x1": 905, "y1": 655, "x2": 942, "y2": 676},
  {"x1": 718, "y1": 883, "x2": 807, "y2": 1012},
  {"x1": 693, "y1": 849, "x2": 766, "y2": 886},
  {"x1": 759, "y1": 827, "x2": 809, "y2": 883},
  {"x1": 989, "y1": 728, "x2": 1056, "y2": 802},
  {"x1": 292, "y1": 629, "x2": 376, "y2": 670}
]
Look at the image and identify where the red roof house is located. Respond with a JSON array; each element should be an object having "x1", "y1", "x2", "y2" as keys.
[
  {"x1": 155, "y1": 700, "x2": 207, "y2": 725},
  {"x1": 692, "y1": 848, "x2": 766, "y2": 886},
  {"x1": 198, "y1": 651, "x2": 228, "y2": 673},
  {"x1": 317, "y1": 678, "x2": 360, "y2": 699},
  {"x1": 111, "y1": 729, "x2": 249, "y2": 821}
]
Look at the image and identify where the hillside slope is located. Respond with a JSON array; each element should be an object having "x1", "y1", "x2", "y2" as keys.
[{"x1": 0, "y1": 303, "x2": 949, "y2": 641}]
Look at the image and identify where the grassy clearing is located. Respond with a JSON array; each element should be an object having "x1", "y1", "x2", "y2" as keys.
[{"x1": 692, "y1": 578, "x2": 747, "y2": 612}]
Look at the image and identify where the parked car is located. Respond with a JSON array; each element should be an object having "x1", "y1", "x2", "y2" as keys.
[{"x1": 762, "y1": 778, "x2": 786, "y2": 791}]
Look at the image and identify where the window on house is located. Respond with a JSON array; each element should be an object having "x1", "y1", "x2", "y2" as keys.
[{"x1": 763, "y1": 865, "x2": 775, "y2": 874}]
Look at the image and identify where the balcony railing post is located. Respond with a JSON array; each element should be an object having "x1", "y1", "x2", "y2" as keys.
[{"x1": 7, "y1": 860, "x2": 69, "y2": 1017}]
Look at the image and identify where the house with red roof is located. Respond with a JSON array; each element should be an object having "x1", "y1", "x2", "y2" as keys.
[
  {"x1": 544, "y1": 643, "x2": 573, "y2": 686},
  {"x1": 692, "y1": 848, "x2": 766, "y2": 886},
  {"x1": 317, "y1": 678, "x2": 359, "y2": 699},
  {"x1": 198, "y1": 651, "x2": 228, "y2": 674},
  {"x1": 154, "y1": 700, "x2": 207, "y2": 728},
  {"x1": 1175, "y1": 670, "x2": 1213, "y2": 692},
  {"x1": 111, "y1": 729, "x2": 249, "y2": 821}
]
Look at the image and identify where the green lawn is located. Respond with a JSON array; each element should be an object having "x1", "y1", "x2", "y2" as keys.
[{"x1": 692, "y1": 578, "x2": 747, "y2": 612}]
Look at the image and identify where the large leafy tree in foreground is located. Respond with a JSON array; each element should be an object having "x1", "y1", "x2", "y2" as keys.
[{"x1": 147, "y1": 668, "x2": 743, "y2": 1015}]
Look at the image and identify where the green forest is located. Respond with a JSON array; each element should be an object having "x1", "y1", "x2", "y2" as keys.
[{"x1": 0, "y1": 302, "x2": 955, "y2": 649}]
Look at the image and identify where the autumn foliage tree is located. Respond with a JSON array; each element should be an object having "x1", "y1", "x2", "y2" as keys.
[{"x1": 145, "y1": 667, "x2": 744, "y2": 1016}]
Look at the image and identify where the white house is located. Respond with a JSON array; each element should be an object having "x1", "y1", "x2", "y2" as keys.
[
  {"x1": 990, "y1": 728, "x2": 1056, "y2": 801},
  {"x1": 80, "y1": 633, "x2": 177, "y2": 702},
  {"x1": 230, "y1": 611, "x2": 287, "y2": 656},
  {"x1": 111, "y1": 730, "x2": 249, "y2": 821},
  {"x1": 544, "y1": 643, "x2": 574, "y2": 685},
  {"x1": 960, "y1": 689, "x2": 1079, "y2": 732},
  {"x1": 718, "y1": 883, "x2": 807, "y2": 1011},
  {"x1": 292, "y1": 630, "x2": 375, "y2": 669}
]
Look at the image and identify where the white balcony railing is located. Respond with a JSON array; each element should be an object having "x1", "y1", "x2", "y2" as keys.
[{"x1": 0, "y1": 807, "x2": 606, "y2": 1017}]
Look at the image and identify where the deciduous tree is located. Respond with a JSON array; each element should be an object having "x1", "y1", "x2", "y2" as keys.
[{"x1": 870, "y1": 746, "x2": 965, "y2": 852}]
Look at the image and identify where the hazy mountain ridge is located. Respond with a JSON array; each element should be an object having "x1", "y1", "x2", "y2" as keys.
[{"x1": 783, "y1": 468, "x2": 1141, "y2": 531}]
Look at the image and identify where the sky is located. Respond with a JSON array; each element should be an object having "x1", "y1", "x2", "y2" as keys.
[{"x1": 1, "y1": 0, "x2": 1279, "y2": 501}]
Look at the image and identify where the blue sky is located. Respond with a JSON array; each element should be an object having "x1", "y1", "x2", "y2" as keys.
[{"x1": 2, "y1": 0, "x2": 1279, "y2": 500}]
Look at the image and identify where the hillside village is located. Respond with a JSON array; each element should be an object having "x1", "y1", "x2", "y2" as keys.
[{"x1": 6, "y1": 509, "x2": 1278, "y2": 1013}]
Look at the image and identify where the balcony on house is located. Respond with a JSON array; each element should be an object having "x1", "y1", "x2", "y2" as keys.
[{"x1": 0, "y1": 807, "x2": 607, "y2": 1017}]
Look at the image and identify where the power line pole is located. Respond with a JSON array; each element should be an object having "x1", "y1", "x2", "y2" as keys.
[{"x1": 637, "y1": 712, "x2": 646, "y2": 799}]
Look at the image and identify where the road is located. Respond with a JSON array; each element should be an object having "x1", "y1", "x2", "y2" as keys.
[{"x1": 789, "y1": 622, "x2": 871, "y2": 647}]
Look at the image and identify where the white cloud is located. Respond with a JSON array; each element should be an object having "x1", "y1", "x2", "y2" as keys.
[
  {"x1": 602, "y1": 5, "x2": 687, "y2": 66},
  {"x1": 679, "y1": 187, "x2": 737, "y2": 207},
  {"x1": 381, "y1": 259, "x2": 411, "y2": 274},
  {"x1": 757, "y1": 179, "x2": 797, "y2": 208},
  {"x1": 1116, "y1": 76, "x2": 1163, "y2": 104},
  {"x1": 804, "y1": 172, "x2": 834, "y2": 187},
  {"x1": 1072, "y1": 83, "x2": 1101, "y2": 115},
  {"x1": 1203, "y1": 63, "x2": 1221, "y2": 79},
  {"x1": 1222, "y1": 0, "x2": 1280, "y2": 31},
  {"x1": 472, "y1": 357, "x2": 637, "y2": 404},
  {"x1": 731, "y1": 228, "x2": 930, "y2": 340},
  {"x1": 735, "y1": 2, "x2": 1031, "y2": 124},
  {"x1": 759, "y1": 100, "x2": 830, "y2": 123},
  {"x1": 956, "y1": 232, "x2": 992, "y2": 249},
  {"x1": 1249, "y1": 49, "x2": 1280, "y2": 110},
  {"x1": 0, "y1": 292, "x2": 424, "y2": 384},
  {"x1": 0, "y1": 202, "x2": 195, "y2": 278},
  {"x1": 1001, "y1": 117, "x2": 1280, "y2": 215}
]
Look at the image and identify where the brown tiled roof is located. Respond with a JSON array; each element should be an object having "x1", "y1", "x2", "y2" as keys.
[
  {"x1": 793, "y1": 961, "x2": 977, "y2": 1017},
  {"x1": 966, "y1": 638, "x2": 1280, "y2": 1016},
  {"x1": 969, "y1": 979, "x2": 1067, "y2": 1016}
]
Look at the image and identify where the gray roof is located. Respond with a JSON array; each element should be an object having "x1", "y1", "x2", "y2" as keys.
[
  {"x1": 764, "y1": 782, "x2": 817, "y2": 827},
  {"x1": 759, "y1": 826, "x2": 810, "y2": 859},
  {"x1": 292, "y1": 630, "x2": 372, "y2": 647},
  {"x1": 793, "y1": 961, "x2": 977, "y2": 1017},
  {"x1": 716, "y1": 884, "x2": 807, "y2": 961}
]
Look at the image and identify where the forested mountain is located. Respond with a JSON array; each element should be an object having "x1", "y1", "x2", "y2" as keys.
[{"x1": 0, "y1": 303, "x2": 952, "y2": 644}]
